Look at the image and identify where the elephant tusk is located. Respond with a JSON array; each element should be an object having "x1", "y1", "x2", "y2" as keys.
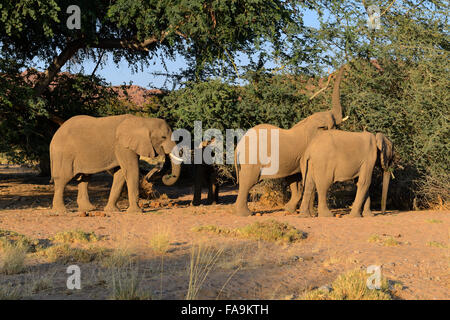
[
  {"x1": 169, "y1": 152, "x2": 184, "y2": 164},
  {"x1": 342, "y1": 116, "x2": 349, "y2": 122}
]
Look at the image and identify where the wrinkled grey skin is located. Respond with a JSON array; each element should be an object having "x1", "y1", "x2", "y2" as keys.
[
  {"x1": 298, "y1": 130, "x2": 394, "y2": 217},
  {"x1": 50, "y1": 114, "x2": 181, "y2": 213},
  {"x1": 234, "y1": 67, "x2": 346, "y2": 216}
]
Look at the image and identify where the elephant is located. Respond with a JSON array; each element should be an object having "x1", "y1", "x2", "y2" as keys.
[
  {"x1": 192, "y1": 138, "x2": 220, "y2": 206},
  {"x1": 298, "y1": 130, "x2": 394, "y2": 217},
  {"x1": 233, "y1": 67, "x2": 346, "y2": 216},
  {"x1": 49, "y1": 114, "x2": 183, "y2": 213}
]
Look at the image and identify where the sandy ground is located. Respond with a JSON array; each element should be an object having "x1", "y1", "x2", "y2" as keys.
[{"x1": 0, "y1": 165, "x2": 448, "y2": 300}]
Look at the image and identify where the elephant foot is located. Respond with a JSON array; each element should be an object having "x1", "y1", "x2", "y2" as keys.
[
  {"x1": 52, "y1": 205, "x2": 68, "y2": 214},
  {"x1": 78, "y1": 202, "x2": 96, "y2": 212},
  {"x1": 104, "y1": 204, "x2": 121, "y2": 212},
  {"x1": 318, "y1": 208, "x2": 334, "y2": 217},
  {"x1": 127, "y1": 206, "x2": 143, "y2": 214},
  {"x1": 363, "y1": 210, "x2": 374, "y2": 217},
  {"x1": 235, "y1": 207, "x2": 253, "y2": 217},
  {"x1": 296, "y1": 210, "x2": 311, "y2": 218},
  {"x1": 284, "y1": 202, "x2": 298, "y2": 214},
  {"x1": 191, "y1": 200, "x2": 201, "y2": 206},
  {"x1": 349, "y1": 210, "x2": 362, "y2": 218}
]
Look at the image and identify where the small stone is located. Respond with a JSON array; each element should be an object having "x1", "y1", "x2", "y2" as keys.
[{"x1": 318, "y1": 285, "x2": 332, "y2": 293}]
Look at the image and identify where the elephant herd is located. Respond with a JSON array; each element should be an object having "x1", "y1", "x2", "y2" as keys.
[{"x1": 49, "y1": 66, "x2": 394, "y2": 218}]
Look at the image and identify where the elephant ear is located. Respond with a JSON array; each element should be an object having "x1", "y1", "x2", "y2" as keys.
[
  {"x1": 116, "y1": 118, "x2": 156, "y2": 158},
  {"x1": 376, "y1": 133, "x2": 393, "y2": 170}
]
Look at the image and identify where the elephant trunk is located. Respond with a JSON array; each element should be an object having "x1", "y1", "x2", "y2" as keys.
[
  {"x1": 331, "y1": 67, "x2": 345, "y2": 124},
  {"x1": 161, "y1": 144, "x2": 183, "y2": 186},
  {"x1": 381, "y1": 170, "x2": 390, "y2": 215}
]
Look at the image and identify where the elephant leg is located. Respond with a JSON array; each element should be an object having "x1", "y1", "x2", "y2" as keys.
[
  {"x1": 207, "y1": 168, "x2": 219, "y2": 205},
  {"x1": 308, "y1": 185, "x2": 317, "y2": 217},
  {"x1": 105, "y1": 169, "x2": 125, "y2": 212},
  {"x1": 234, "y1": 165, "x2": 259, "y2": 216},
  {"x1": 314, "y1": 172, "x2": 333, "y2": 218},
  {"x1": 362, "y1": 195, "x2": 374, "y2": 217},
  {"x1": 349, "y1": 165, "x2": 373, "y2": 218},
  {"x1": 52, "y1": 176, "x2": 71, "y2": 213},
  {"x1": 284, "y1": 174, "x2": 301, "y2": 213},
  {"x1": 192, "y1": 165, "x2": 203, "y2": 206},
  {"x1": 299, "y1": 171, "x2": 316, "y2": 216},
  {"x1": 77, "y1": 175, "x2": 95, "y2": 212},
  {"x1": 116, "y1": 150, "x2": 142, "y2": 213}
]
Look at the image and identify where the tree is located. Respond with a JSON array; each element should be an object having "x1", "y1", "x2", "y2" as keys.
[
  {"x1": 0, "y1": 58, "x2": 127, "y2": 174},
  {"x1": 0, "y1": 0, "x2": 311, "y2": 174},
  {"x1": 0, "y1": 0, "x2": 308, "y2": 99}
]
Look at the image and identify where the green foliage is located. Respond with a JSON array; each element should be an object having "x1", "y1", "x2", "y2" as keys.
[
  {"x1": 0, "y1": 0, "x2": 305, "y2": 81},
  {"x1": 0, "y1": 59, "x2": 127, "y2": 169}
]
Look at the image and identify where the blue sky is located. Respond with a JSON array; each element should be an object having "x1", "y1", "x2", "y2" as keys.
[{"x1": 36, "y1": 9, "x2": 321, "y2": 89}]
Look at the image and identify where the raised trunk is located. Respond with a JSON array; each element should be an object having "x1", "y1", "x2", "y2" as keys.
[
  {"x1": 381, "y1": 171, "x2": 391, "y2": 215},
  {"x1": 331, "y1": 67, "x2": 345, "y2": 124}
]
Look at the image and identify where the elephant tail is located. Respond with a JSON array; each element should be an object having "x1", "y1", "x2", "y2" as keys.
[
  {"x1": 300, "y1": 156, "x2": 310, "y2": 199},
  {"x1": 234, "y1": 149, "x2": 239, "y2": 185},
  {"x1": 49, "y1": 147, "x2": 54, "y2": 184}
]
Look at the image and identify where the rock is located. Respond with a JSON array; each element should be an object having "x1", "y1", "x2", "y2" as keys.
[{"x1": 318, "y1": 285, "x2": 332, "y2": 293}]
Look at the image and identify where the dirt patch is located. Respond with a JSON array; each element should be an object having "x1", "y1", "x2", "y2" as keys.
[{"x1": 0, "y1": 168, "x2": 448, "y2": 299}]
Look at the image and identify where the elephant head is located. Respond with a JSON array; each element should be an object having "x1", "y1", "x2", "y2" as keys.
[
  {"x1": 116, "y1": 117, "x2": 182, "y2": 186},
  {"x1": 376, "y1": 133, "x2": 394, "y2": 214}
]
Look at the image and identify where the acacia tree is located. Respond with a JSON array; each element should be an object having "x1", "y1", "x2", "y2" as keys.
[
  {"x1": 0, "y1": 0, "x2": 309, "y2": 173},
  {"x1": 0, "y1": 0, "x2": 308, "y2": 99}
]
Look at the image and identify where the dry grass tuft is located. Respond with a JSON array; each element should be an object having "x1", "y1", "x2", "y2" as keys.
[
  {"x1": 0, "y1": 283, "x2": 23, "y2": 300},
  {"x1": 193, "y1": 220, "x2": 306, "y2": 244},
  {"x1": 101, "y1": 247, "x2": 135, "y2": 269},
  {"x1": 300, "y1": 269, "x2": 392, "y2": 300},
  {"x1": 368, "y1": 234, "x2": 401, "y2": 247},
  {"x1": 0, "y1": 229, "x2": 40, "y2": 252},
  {"x1": 186, "y1": 242, "x2": 224, "y2": 300},
  {"x1": 426, "y1": 219, "x2": 443, "y2": 224},
  {"x1": 52, "y1": 230, "x2": 99, "y2": 244},
  {"x1": 110, "y1": 264, "x2": 151, "y2": 300},
  {"x1": 149, "y1": 228, "x2": 171, "y2": 255},
  {"x1": 0, "y1": 242, "x2": 28, "y2": 275},
  {"x1": 39, "y1": 244, "x2": 109, "y2": 264},
  {"x1": 427, "y1": 241, "x2": 448, "y2": 249}
]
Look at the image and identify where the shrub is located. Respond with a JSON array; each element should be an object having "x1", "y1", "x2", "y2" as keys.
[
  {"x1": 52, "y1": 230, "x2": 99, "y2": 244},
  {"x1": 301, "y1": 269, "x2": 392, "y2": 300},
  {"x1": 0, "y1": 242, "x2": 28, "y2": 274},
  {"x1": 193, "y1": 220, "x2": 306, "y2": 244}
]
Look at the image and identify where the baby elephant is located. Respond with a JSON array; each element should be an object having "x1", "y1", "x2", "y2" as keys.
[
  {"x1": 299, "y1": 130, "x2": 394, "y2": 217},
  {"x1": 192, "y1": 139, "x2": 220, "y2": 206}
]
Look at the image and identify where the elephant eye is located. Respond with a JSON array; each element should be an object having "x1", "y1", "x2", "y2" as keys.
[{"x1": 161, "y1": 136, "x2": 167, "y2": 139}]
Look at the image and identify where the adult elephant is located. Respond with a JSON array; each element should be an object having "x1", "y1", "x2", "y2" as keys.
[
  {"x1": 50, "y1": 114, "x2": 183, "y2": 213},
  {"x1": 234, "y1": 67, "x2": 346, "y2": 216},
  {"x1": 298, "y1": 130, "x2": 394, "y2": 217}
]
